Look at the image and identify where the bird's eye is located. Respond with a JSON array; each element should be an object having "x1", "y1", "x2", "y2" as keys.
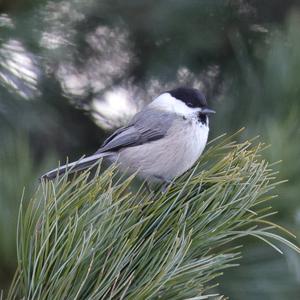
[{"x1": 186, "y1": 102, "x2": 193, "y2": 107}]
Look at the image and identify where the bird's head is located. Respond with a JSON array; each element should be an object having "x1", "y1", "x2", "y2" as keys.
[{"x1": 149, "y1": 87, "x2": 215, "y2": 124}]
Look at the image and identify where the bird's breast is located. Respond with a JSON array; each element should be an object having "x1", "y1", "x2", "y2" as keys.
[
  {"x1": 170, "y1": 118, "x2": 209, "y2": 172},
  {"x1": 117, "y1": 117, "x2": 209, "y2": 181}
]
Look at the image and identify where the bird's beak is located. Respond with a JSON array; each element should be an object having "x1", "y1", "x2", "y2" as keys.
[{"x1": 201, "y1": 107, "x2": 216, "y2": 114}]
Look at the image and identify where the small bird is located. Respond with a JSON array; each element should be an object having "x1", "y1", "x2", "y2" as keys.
[{"x1": 41, "y1": 87, "x2": 215, "y2": 183}]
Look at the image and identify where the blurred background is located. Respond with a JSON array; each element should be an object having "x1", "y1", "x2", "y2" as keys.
[{"x1": 0, "y1": 0, "x2": 300, "y2": 298}]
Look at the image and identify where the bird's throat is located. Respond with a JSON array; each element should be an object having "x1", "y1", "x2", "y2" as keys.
[{"x1": 197, "y1": 113, "x2": 207, "y2": 125}]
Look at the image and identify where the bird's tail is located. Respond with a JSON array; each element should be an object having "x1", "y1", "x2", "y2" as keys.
[{"x1": 40, "y1": 152, "x2": 114, "y2": 181}]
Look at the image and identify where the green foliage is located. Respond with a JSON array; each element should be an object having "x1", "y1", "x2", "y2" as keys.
[
  {"x1": 213, "y1": 12, "x2": 300, "y2": 298},
  {"x1": 0, "y1": 135, "x2": 32, "y2": 263},
  {"x1": 6, "y1": 134, "x2": 299, "y2": 300},
  {"x1": 0, "y1": 132, "x2": 56, "y2": 290}
]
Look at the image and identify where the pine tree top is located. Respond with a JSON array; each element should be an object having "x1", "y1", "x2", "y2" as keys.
[{"x1": 6, "y1": 131, "x2": 300, "y2": 300}]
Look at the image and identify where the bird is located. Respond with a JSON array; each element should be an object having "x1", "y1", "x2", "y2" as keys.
[{"x1": 41, "y1": 87, "x2": 215, "y2": 184}]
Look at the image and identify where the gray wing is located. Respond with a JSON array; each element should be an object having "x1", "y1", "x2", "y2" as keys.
[{"x1": 96, "y1": 108, "x2": 175, "y2": 154}]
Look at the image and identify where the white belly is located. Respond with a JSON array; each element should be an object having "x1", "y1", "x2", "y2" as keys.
[{"x1": 116, "y1": 118, "x2": 209, "y2": 182}]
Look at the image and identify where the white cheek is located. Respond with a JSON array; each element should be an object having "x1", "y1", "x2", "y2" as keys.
[{"x1": 148, "y1": 93, "x2": 199, "y2": 115}]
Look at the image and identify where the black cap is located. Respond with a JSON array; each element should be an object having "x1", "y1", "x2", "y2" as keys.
[{"x1": 167, "y1": 87, "x2": 207, "y2": 108}]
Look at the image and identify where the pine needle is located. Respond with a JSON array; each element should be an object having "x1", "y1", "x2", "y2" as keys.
[{"x1": 5, "y1": 133, "x2": 300, "y2": 300}]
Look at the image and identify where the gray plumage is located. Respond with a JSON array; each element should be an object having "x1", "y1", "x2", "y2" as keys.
[
  {"x1": 41, "y1": 88, "x2": 213, "y2": 182},
  {"x1": 41, "y1": 109, "x2": 175, "y2": 180},
  {"x1": 97, "y1": 109, "x2": 174, "y2": 153}
]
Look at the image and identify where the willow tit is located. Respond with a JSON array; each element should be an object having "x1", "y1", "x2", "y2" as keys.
[{"x1": 41, "y1": 87, "x2": 215, "y2": 183}]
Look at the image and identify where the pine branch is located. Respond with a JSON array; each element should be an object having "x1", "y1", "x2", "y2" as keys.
[{"x1": 6, "y1": 133, "x2": 300, "y2": 300}]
